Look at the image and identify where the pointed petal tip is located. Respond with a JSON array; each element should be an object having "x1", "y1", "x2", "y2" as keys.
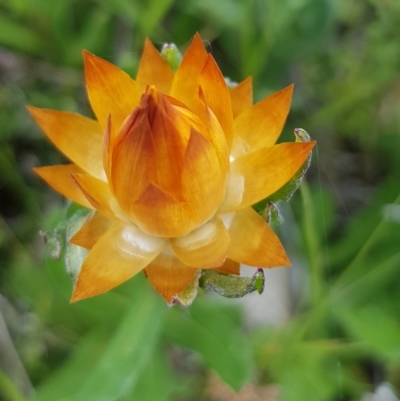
[
  {"x1": 82, "y1": 49, "x2": 96, "y2": 65},
  {"x1": 69, "y1": 293, "x2": 80, "y2": 303},
  {"x1": 26, "y1": 104, "x2": 36, "y2": 114},
  {"x1": 82, "y1": 48, "x2": 97, "y2": 59},
  {"x1": 70, "y1": 284, "x2": 97, "y2": 303},
  {"x1": 278, "y1": 253, "x2": 291, "y2": 268},
  {"x1": 70, "y1": 285, "x2": 87, "y2": 303}
]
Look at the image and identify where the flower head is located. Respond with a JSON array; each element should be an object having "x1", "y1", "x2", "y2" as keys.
[{"x1": 30, "y1": 34, "x2": 315, "y2": 304}]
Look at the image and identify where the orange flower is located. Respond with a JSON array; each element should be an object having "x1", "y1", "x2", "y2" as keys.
[{"x1": 29, "y1": 34, "x2": 315, "y2": 304}]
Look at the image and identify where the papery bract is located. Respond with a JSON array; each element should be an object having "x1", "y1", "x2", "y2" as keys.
[{"x1": 30, "y1": 33, "x2": 315, "y2": 304}]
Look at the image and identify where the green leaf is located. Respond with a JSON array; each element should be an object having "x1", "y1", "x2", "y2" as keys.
[
  {"x1": 34, "y1": 283, "x2": 166, "y2": 401},
  {"x1": 338, "y1": 306, "x2": 400, "y2": 361},
  {"x1": 70, "y1": 287, "x2": 166, "y2": 401},
  {"x1": 0, "y1": 14, "x2": 42, "y2": 54},
  {"x1": 33, "y1": 327, "x2": 110, "y2": 401},
  {"x1": 165, "y1": 300, "x2": 254, "y2": 391},
  {"x1": 199, "y1": 269, "x2": 265, "y2": 298},
  {"x1": 126, "y1": 343, "x2": 186, "y2": 401}
]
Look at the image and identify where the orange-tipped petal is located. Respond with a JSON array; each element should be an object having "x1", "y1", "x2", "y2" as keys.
[
  {"x1": 33, "y1": 164, "x2": 93, "y2": 209},
  {"x1": 193, "y1": 55, "x2": 233, "y2": 149},
  {"x1": 231, "y1": 85, "x2": 294, "y2": 159},
  {"x1": 170, "y1": 217, "x2": 229, "y2": 268},
  {"x1": 224, "y1": 208, "x2": 290, "y2": 267},
  {"x1": 70, "y1": 212, "x2": 112, "y2": 249},
  {"x1": 131, "y1": 183, "x2": 186, "y2": 236},
  {"x1": 102, "y1": 114, "x2": 115, "y2": 185},
  {"x1": 83, "y1": 50, "x2": 141, "y2": 133},
  {"x1": 71, "y1": 224, "x2": 166, "y2": 301},
  {"x1": 145, "y1": 246, "x2": 198, "y2": 303},
  {"x1": 214, "y1": 258, "x2": 240, "y2": 275},
  {"x1": 180, "y1": 126, "x2": 228, "y2": 230},
  {"x1": 136, "y1": 38, "x2": 174, "y2": 94},
  {"x1": 221, "y1": 141, "x2": 315, "y2": 212},
  {"x1": 71, "y1": 173, "x2": 124, "y2": 222},
  {"x1": 170, "y1": 33, "x2": 208, "y2": 107},
  {"x1": 230, "y1": 77, "x2": 253, "y2": 118},
  {"x1": 28, "y1": 107, "x2": 104, "y2": 180},
  {"x1": 111, "y1": 87, "x2": 227, "y2": 237}
]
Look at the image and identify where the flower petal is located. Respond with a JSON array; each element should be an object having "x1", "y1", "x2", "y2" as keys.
[
  {"x1": 170, "y1": 217, "x2": 229, "y2": 268},
  {"x1": 170, "y1": 33, "x2": 208, "y2": 107},
  {"x1": 145, "y1": 246, "x2": 198, "y2": 303},
  {"x1": 83, "y1": 50, "x2": 141, "y2": 133},
  {"x1": 221, "y1": 142, "x2": 316, "y2": 212},
  {"x1": 33, "y1": 164, "x2": 93, "y2": 209},
  {"x1": 71, "y1": 173, "x2": 125, "y2": 222},
  {"x1": 71, "y1": 224, "x2": 166, "y2": 301},
  {"x1": 230, "y1": 76, "x2": 253, "y2": 118},
  {"x1": 111, "y1": 88, "x2": 228, "y2": 237},
  {"x1": 70, "y1": 212, "x2": 112, "y2": 249},
  {"x1": 193, "y1": 54, "x2": 233, "y2": 148},
  {"x1": 28, "y1": 107, "x2": 105, "y2": 179},
  {"x1": 136, "y1": 38, "x2": 174, "y2": 94},
  {"x1": 214, "y1": 258, "x2": 240, "y2": 275},
  {"x1": 180, "y1": 126, "x2": 228, "y2": 231},
  {"x1": 226, "y1": 208, "x2": 290, "y2": 267},
  {"x1": 231, "y1": 85, "x2": 294, "y2": 159}
]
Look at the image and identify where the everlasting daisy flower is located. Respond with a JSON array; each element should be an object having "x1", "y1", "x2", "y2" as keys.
[{"x1": 30, "y1": 34, "x2": 315, "y2": 304}]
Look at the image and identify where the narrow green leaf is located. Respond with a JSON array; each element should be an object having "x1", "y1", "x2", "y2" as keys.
[
  {"x1": 338, "y1": 307, "x2": 400, "y2": 361},
  {"x1": 126, "y1": 344, "x2": 181, "y2": 401},
  {"x1": 70, "y1": 287, "x2": 166, "y2": 401},
  {"x1": 33, "y1": 328, "x2": 110, "y2": 401},
  {"x1": 165, "y1": 300, "x2": 254, "y2": 391},
  {"x1": 0, "y1": 15, "x2": 42, "y2": 54}
]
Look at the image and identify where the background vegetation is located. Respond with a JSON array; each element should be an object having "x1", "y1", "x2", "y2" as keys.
[{"x1": 1, "y1": 0, "x2": 400, "y2": 400}]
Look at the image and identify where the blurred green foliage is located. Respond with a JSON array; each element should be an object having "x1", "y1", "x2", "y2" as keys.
[{"x1": 1, "y1": 0, "x2": 400, "y2": 400}]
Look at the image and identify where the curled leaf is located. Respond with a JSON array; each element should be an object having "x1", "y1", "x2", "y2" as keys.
[{"x1": 200, "y1": 268, "x2": 265, "y2": 298}]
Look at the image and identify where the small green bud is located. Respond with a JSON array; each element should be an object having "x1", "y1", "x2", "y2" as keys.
[
  {"x1": 199, "y1": 269, "x2": 265, "y2": 298},
  {"x1": 265, "y1": 201, "x2": 284, "y2": 225},
  {"x1": 294, "y1": 127, "x2": 310, "y2": 142},
  {"x1": 161, "y1": 43, "x2": 182, "y2": 72}
]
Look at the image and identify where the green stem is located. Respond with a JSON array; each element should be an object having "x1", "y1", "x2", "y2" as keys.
[{"x1": 300, "y1": 182, "x2": 323, "y2": 308}]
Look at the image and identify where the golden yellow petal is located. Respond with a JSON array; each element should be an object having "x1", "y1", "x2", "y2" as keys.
[
  {"x1": 33, "y1": 164, "x2": 93, "y2": 209},
  {"x1": 145, "y1": 247, "x2": 198, "y2": 303},
  {"x1": 230, "y1": 76, "x2": 253, "y2": 118},
  {"x1": 214, "y1": 258, "x2": 240, "y2": 275},
  {"x1": 231, "y1": 85, "x2": 294, "y2": 159},
  {"x1": 177, "y1": 104, "x2": 229, "y2": 166},
  {"x1": 193, "y1": 55, "x2": 233, "y2": 149},
  {"x1": 83, "y1": 50, "x2": 141, "y2": 133},
  {"x1": 70, "y1": 212, "x2": 112, "y2": 249},
  {"x1": 131, "y1": 183, "x2": 186, "y2": 236},
  {"x1": 170, "y1": 33, "x2": 208, "y2": 107},
  {"x1": 224, "y1": 208, "x2": 290, "y2": 267},
  {"x1": 71, "y1": 224, "x2": 166, "y2": 301},
  {"x1": 111, "y1": 88, "x2": 188, "y2": 221},
  {"x1": 28, "y1": 107, "x2": 104, "y2": 180},
  {"x1": 221, "y1": 142, "x2": 316, "y2": 212},
  {"x1": 180, "y1": 127, "x2": 228, "y2": 231},
  {"x1": 170, "y1": 217, "x2": 229, "y2": 268},
  {"x1": 71, "y1": 173, "x2": 122, "y2": 222},
  {"x1": 136, "y1": 38, "x2": 174, "y2": 94},
  {"x1": 111, "y1": 88, "x2": 227, "y2": 237},
  {"x1": 102, "y1": 114, "x2": 115, "y2": 186}
]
